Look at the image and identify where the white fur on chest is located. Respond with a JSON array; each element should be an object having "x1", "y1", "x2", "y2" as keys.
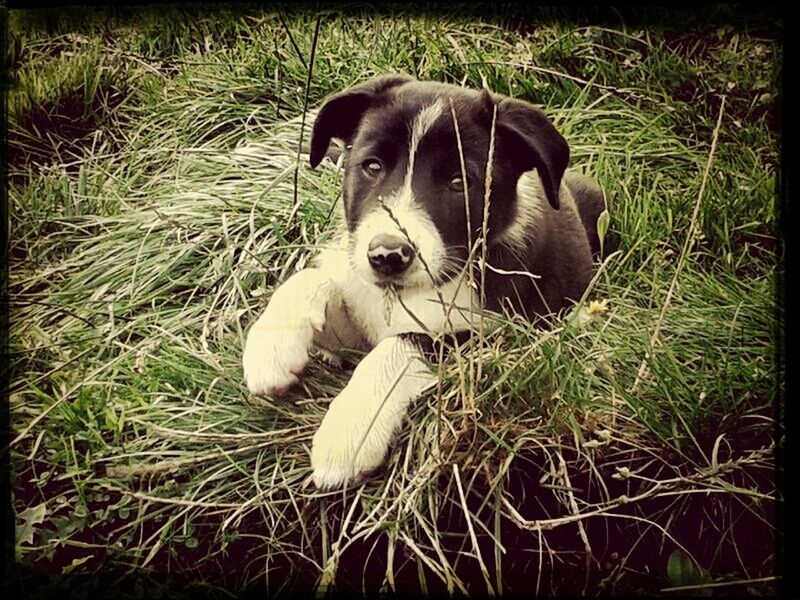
[{"x1": 314, "y1": 238, "x2": 481, "y2": 348}]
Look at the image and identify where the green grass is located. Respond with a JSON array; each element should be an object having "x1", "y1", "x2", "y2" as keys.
[{"x1": 6, "y1": 5, "x2": 782, "y2": 598}]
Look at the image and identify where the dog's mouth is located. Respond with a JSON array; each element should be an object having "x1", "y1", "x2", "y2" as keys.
[
  {"x1": 367, "y1": 264, "x2": 462, "y2": 291},
  {"x1": 351, "y1": 244, "x2": 461, "y2": 291},
  {"x1": 367, "y1": 270, "x2": 420, "y2": 292},
  {"x1": 373, "y1": 277, "x2": 402, "y2": 290}
]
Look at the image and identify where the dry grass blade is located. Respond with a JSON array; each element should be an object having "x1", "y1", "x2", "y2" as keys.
[
  {"x1": 453, "y1": 463, "x2": 496, "y2": 596},
  {"x1": 630, "y1": 95, "x2": 728, "y2": 394}
]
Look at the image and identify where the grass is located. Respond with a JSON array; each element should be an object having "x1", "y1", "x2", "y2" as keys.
[{"x1": 6, "y1": 4, "x2": 782, "y2": 598}]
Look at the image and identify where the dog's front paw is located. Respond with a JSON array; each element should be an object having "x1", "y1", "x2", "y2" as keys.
[
  {"x1": 242, "y1": 319, "x2": 314, "y2": 396},
  {"x1": 310, "y1": 390, "x2": 393, "y2": 489}
]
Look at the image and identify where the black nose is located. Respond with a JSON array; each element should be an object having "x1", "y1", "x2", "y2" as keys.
[{"x1": 367, "y1": 234, "x2": 415, "y2": 276}]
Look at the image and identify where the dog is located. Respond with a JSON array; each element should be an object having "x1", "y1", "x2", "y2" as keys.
[{"x1": 242, "y1": 75, "x2": 606, "y2": 489}]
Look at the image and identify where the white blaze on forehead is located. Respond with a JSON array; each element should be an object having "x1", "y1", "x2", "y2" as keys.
[
  {"x1": 351, "y1": 99, "x2": 448, "y2": 287},
  {"x1": 404, "y1": 99, "x2": 445, "y2": 191}
]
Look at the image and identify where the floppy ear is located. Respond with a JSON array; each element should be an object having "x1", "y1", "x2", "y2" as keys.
[
  {"x1": 494, "y1": 97, "x2": 569, "y2": 210},
  {"x1": 309, "y1": 74, "x2": 413, "y2": 168}
]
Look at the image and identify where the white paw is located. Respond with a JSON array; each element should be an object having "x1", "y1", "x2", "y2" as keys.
[
  {"x1": 310, "y1": 390, "x2": 393, "y2": 489},
  {"x1": 309, "y1": 336, "x2": 435, "y2": 489},
  {"x1": 242, "y1": 318, "x2": 314, "y2": 396}
]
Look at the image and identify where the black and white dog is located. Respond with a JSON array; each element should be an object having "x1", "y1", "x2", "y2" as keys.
[{"x1": 243, "y1": 75, "x2": 605, "y2": 489}]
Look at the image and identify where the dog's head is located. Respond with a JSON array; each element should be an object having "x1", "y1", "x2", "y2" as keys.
[{"x1": 310, "y1": 75, "x2": 569, "y2": 289}]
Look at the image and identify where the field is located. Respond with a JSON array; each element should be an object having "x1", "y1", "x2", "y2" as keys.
[{"x1": 6, "y1": 5, "x2": 783, "y2": 597}]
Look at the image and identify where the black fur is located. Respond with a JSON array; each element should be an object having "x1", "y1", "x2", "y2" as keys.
[
  {"x1": 310, "y1": 75, "x2": 607, "y2": 322},
  {"x1": 398, "y1": 331, "x2": 473, "y2": 362}
]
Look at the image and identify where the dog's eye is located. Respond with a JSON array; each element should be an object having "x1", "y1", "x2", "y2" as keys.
[
  {"x1": 362, "y1": 159, "x2": 383, "y2": 177},
  {"x1": 448, "y1": 174, "x2": 467, "y2": 191}
]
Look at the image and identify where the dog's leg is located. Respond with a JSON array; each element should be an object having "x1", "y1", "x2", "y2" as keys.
[
  {"x1": 311, "y1": 335, "x2": 436, "y2": 488},
  {"x1": 242, "y1": 269, "x2": 335, "y2": 396}
]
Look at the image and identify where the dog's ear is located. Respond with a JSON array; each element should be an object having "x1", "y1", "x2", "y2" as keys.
[
  {"x1": 309, "y1": 74, "x2": 413, "y2": 168},
  {"x1": 494, "y1": 97, "x2": 569, "y2": 210}
]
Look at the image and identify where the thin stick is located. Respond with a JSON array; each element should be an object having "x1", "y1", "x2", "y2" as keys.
[
  {"x1": 453, "y1": 464, "x2": 496, "y2": 596},
  {"x1": 660, "y1": 575, "x2": 780, "y2": 593},
  {"x1": 556, "y1": 449, "x2": 597, "y2": 593},
  {"x1": 449, "y1": 100, "x2": 476, "y2": 409},
  {"x1": 289, "y1": 13, "x2": 322, "y2": 224},
  {"x1": 477, "y1": 103, "x2": 497, "y2": 386},
  {"x1": 629, "y1": 95, "x2": 727, "y2": 394}
]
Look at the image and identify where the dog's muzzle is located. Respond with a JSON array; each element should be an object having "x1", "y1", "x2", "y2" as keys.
[{"x1": 367, "y1": 234, "x2": 415, "y2": 277}]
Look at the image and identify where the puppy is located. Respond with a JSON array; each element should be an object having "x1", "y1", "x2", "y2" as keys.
[{"x1": 242, "y1": 75, "x2": 606, "y2": 488}]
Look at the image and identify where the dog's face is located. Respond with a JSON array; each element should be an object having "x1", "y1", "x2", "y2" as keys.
[{"x1": 310, "y1": 75, "x2": 569, "y2": 289}]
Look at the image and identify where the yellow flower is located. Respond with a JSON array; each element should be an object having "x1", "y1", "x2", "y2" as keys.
[{"x1": 586, "y1": 298, "x2": 609, "y2": 315}]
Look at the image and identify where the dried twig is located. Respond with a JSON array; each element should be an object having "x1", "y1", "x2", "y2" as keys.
[{"x1": 630, "y1": 95, "x2": 727, "y2": 394}]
